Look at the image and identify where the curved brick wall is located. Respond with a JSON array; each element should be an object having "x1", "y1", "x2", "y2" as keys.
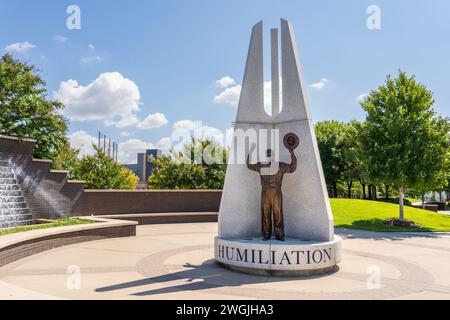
[{"x1": 0, "y1": 218, "x2": 137, "y2": 268}]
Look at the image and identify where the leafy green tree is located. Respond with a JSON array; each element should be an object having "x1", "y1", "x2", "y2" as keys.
[
  {"x1": 315, "y1": 121, "x2": 348, "y2": 198},
  {"x1": 74, "y1": 146, "x2": 138, "y2": 189},
  {"x1": 352, "y1": 122, "x2": 370, "y2": 199},
  {"x1": 444, "y1": 177, "x2": 450, "y2": 206},
  {"x1": 52, "y1": 144, "x2": 80, "y2": 179},
  {"x1": 435, "y1": 175, "x2": 450, "y2": 205},
  {"x1": 148, "y1": 138, "x2": 228, "y2": 189},
  {"x1": 352, "y1": 122, "x2": 381, "y2": 200},
  {"x1": 148, "y1": 155, "x2": 209, "y2": 189},
  {"x1": 359, "y1": 70, "x2": 450, "y2": 221},
  {"x1": 0, "y1": 54, "x2": 68, "y2": 160},
  {"x1": 341, "y1": 121, "x2": 362, "y2": 198}
]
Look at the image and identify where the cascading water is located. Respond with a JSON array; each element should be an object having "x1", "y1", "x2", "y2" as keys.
[{"x1": 0, "y1": 160, "x2": 33, "y2": 228}]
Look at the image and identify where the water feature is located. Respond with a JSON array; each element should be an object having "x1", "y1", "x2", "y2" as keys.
[{"x1": 0, "y1": 160, "x2": 33, "y2": 228}]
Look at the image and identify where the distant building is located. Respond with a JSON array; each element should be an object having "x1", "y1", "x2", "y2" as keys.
[
  {"x1": 144, "y1": 149, "x2": 160, "y2": 181},
  {"x1": 124, "y1": 163, "x2": 138, "y2": 173},
  {"x1": 136, "y1": 153, "x2": 146, "y2": 180},
  {"x1": 125, "y1": 149, "x2": 161, "y2": 183}
]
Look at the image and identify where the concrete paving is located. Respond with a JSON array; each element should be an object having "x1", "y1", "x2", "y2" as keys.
[{"x1": 0, "y1": 223, "x2": 449, "y2": 300}]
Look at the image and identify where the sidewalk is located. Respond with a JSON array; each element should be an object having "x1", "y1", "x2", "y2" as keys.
[{"x1": 1, "y1": 223, "x2": 450, "y2": 300}]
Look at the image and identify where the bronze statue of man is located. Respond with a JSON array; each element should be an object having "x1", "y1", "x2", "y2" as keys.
[{"x1": 246, "y1": 139, "x2": 297, "y2": 241}]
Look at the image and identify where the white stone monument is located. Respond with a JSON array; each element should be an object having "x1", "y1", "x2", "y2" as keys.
[{"x1": 215, "y1": 19, "x2": 342, "y2": 276}]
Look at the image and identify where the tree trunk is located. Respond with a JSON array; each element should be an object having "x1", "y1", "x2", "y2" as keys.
[
  {"x1": 361, "y1": 183, "x2": 366, "y2": 199},
  {"x1": 422, "y1": 194, "x2": 426, "y2": 210},
  {"x1": 347, "y1": 181, "x2": 353, "y2": 199},
  {"x1": 333, "y1": 181, "x2": 338, "y2": 198},
  {"x1": 384, "y1": 184, "x2": 389, "y2": 199},
  {"x1": 368, "y1": 184, "x2": 372, "y2": 200},
  {"x1": 330, "y1": 181, "x2": 337, "y2": 198},
  {"x1": 399, "y1": 186, "x2": 405, "y2": 221},
  {"x1": 369, "y1": 185, "x2": 377, "y2": 200}
]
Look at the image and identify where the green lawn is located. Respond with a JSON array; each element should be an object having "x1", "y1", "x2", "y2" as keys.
[
  {"x1": 331, "y1": 199, "x2": 450, "y2": 232},
  {"x1": 0, "y1": 217, "x2": 95, "y2": 237},
  {"x1": 405, "y1": 197, "x2": 423, "y2": 204}
]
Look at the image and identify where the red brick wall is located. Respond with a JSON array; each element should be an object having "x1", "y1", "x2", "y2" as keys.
[{"x1": 71, "y1": 190, "x2": 222, "y2": 216}]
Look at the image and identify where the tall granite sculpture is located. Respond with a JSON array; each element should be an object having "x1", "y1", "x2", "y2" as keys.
[{"x1": 215, "y1": 19, "x2": 341, "y2": 275}]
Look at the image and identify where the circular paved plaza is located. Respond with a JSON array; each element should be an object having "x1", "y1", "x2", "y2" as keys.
[{"x1": 0, "y1": 222, "x2": 450, "y2": 300}]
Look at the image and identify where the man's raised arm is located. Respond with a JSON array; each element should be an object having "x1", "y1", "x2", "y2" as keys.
[
  {"x1": 282, "y1": 149, "x2": 297, "y2": 173},
  {"x1": 246, "y1": 143, "x2": 260, "y2": 172}
]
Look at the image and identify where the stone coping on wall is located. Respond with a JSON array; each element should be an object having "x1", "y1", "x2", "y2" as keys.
[
  {"x1": 82, "y1": 189, "x2": 223, "y2": 193},
  {"x1": 31, "y1": 158, "x2": 52, "y2": 163},
  {"x1": 98, "y1": 212, "x2": 219, "y2": 224},
  {"x1": 0, "y1": 134, "x2": 37, "y2": 143},
  {"x1": 0, "y1": 217, "x2": 137, "y2": 268}
]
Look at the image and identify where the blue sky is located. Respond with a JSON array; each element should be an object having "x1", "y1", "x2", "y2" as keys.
[{"x1": 1, "y1": 0, "x2": 450, "y2": 163}]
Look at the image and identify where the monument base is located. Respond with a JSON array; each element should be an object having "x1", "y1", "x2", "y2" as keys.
[{"x1": 215, "y1": 236, "x2": 341, "y2": 277}]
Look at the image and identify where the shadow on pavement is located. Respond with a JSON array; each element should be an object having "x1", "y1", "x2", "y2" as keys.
[{"x1": 95, "y1": 259, "x2": 338, "y2": 296}]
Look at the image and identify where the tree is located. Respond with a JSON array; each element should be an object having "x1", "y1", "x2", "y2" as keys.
[
  {"x1": 444, "y1": 177, "x2": 450, "y2": 207},
  {"x1": 74, "y1": 146, "x2": 138, "y2": 189},
  {"x1": 341, "y1": 121, "x2": 361, "y2": 198},
  {"x1": 315, "y1": 121, "x2": 348, "y2": 198},
  {"x1": 352, "y1": 122, "x2": 371, "y2": 199},
  {"x1": 0, "y1": 54, "x2": 69, "y2": 160},
  {"x1": 52, "y1": 144, "x2": 80, "y2": 179},
  {"x1": 359, "y1": 70, "x2": 450, "y2": 222},
  {"x1": 148, "y1": 138, "x2": 228, "y2": 189}
]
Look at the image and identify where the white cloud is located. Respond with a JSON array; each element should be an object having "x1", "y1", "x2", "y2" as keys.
[
  {"x1": 88, "y1": 44, "x2": 95, "y2": 49},
  {"x1": 120, "y1": 131, "x2": 131, "y2": 137},
  {"x1": 172, "y1": 120, "x2": 224, "y2": 142},
  {"x1": 156, "y1": 137, "x2": 172, "y2": 150},
  {"x1": 357, "y1": 93, "x2": 369, "y2": 104},
  {"x1": 69, "y1": 130, "x2": 97, "y2": 158},
  {"x1": 216, "y1": 76, "x2": 236, "y2": 88},
  {"x1": 118, "y1": 120, "x2": 228, "y2": 163},
  {"x1": 213, "y1": 77, "x2": 282, "y2": 112},
  {"x1": 4, "y1": 42, "x2": 36, "y2": 54},
  {"x1": 54, "y1": 72, "x2": 141, "y2": 123},
  {"x1": 118, "y1": 137, "x2": 174, "y2": 163},
  {"x1": 263, "y1": 78, "x2": 283, "y2": 114},
  {"x1": 173, "y1": 120, "x2": 196, "y2": 131},
  {"x1": 200, "y1": 126, "x2": 224, "y2": 140},
  {"x1": 309, "y1": 78, "x2": 329, "y2": 90},
  {"x1": 118, "y1": 139, "x2": 154, "y2": 164},
  {"x1": 69, "y1": 130, "x2": 173, "y2": 164},
  {"x1": 213, "y1": 85, "x2": 241, "y2": 107},
  {"x1": 81, "y1": 56, "x2": 103, "y2": 63},
  {"x1": 53, "y1": 35, "x2": 68, "y2": 43},
  {"x1": 137, "y1": 113, "x2": 168, "y2": 130},
  {"x1": 106, "y1": 114, "x2": 140, "y2": 128}
]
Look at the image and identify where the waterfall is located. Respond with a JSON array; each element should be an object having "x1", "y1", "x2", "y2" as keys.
[{"x1": 0, "y1": 160, "x2": 33, "y2": 228}]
